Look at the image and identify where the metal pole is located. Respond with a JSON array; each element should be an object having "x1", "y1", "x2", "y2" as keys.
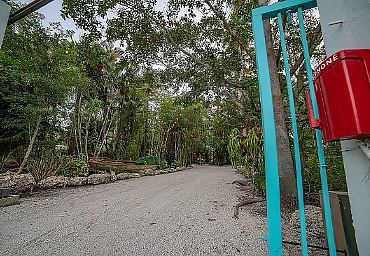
[
  {"x1": 297, "y1": 7, "x2": 337, "y2": 256},
  {"x1": 277, "y1": 12, "x2": 308, "y2": 256},
  {"x1": 252, "y1": 11, "x2": 283, "y2": 256}
]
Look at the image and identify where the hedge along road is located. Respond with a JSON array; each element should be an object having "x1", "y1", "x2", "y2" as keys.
[{"x1": 0, "y1": 165, "x2": 267, "y2": 255}]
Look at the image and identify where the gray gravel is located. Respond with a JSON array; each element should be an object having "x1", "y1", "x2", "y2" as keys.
[{"x1": 0, "y1": 165, "x2": 268, "y2": 256}]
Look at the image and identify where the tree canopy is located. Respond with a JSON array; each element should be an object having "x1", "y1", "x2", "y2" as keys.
[{"x1": 0, "y1": 0, "x2": 347, "y2": 205}]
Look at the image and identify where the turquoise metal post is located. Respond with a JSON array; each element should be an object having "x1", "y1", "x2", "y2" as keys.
[
  {"x1": 297, "y1": 7, "x2": 337, "y2": 256},
  {"x1": 277, "y1": 12, "x2": 308, "y2": 256},
  {"x1": 252, "y1": 12, "x2": 284, "y2": 256},
  {"x1": 252, "y1": 12, "x2": 283, "y2": 256}
]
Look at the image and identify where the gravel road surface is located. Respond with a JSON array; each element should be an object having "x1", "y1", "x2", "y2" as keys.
[{"x1": 0, "y1": 165, "x2": 268, "y2": 255}]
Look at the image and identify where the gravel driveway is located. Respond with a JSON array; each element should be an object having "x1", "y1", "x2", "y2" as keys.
[{"x1": 0, "y1": 165, "x2": 268, "y2": 255}]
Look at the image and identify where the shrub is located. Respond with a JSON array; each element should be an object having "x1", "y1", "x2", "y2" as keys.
[
  {"x1": 136, "y1": 155, "x2": 165, "y2": 170},
  {"x1": 57, "y1": 154, "x2": 89, "y2": 178},
  {"x1": 122, "y1": 144, "x2": 140, "y2": 160},
  {"x1": 27, "y1": 150, "x2": 66, "y2": 181}
]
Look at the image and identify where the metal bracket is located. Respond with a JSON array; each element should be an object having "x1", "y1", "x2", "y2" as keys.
[
  {"x1": 329, "y1": 20, "x2": 344, "y2": 26},
  {"x1": 306, "y1": 91, "x2": 321, "y2": 129}
]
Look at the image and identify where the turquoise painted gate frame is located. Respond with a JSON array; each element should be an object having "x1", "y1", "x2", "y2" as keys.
[{"x1": 251, "y1": 0, "x2": 336, "y2": 255}]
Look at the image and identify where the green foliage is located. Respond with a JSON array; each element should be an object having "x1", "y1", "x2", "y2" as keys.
[
  {"x1": 0, "y1": 0, "x2": 347, "y2": 206},
  {"x1": 227, "y1": 128, "x2": 243, "y2": 167},
  {"x1": 26, "y1": 147, "x2": 88, "y2": 180},
  {"x1": 0, "y1": 148, "x2": 11, "y2": 172},
  {"x1": 27, "y1": 149, "x2": 67, "y2": 181},
  {"x1": 244, "y1": 129, "x2": 265, "y2": 191},
  {"x1": 57, "y1": 154, "x2": 89, "y2": 178},
  {"x1": 136, "y1": 155, "x2": 165, "y2": 170},
  {"x1": 325, "y1": 142, "x2": 347, "y2": 191},
  {"x1": 244, "y1": 129, "x2": 264, "y2": 172},
  {"x1": 227, "y1": 127, "x2": 265, "y2": 191},
  {"x1": 0, "y1": 3, "x2": 90, "y2": 167},
  {"x1": 122, "y1": 144, "x2": 140, "y2": 160},
  {"x1": 195, "y1": 158, "x2": 205, "y2": 165}
]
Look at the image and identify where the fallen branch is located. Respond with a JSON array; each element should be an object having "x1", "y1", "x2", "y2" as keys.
[
  {"x1": 234, "y1": 198, "x2": 264, "y2": 218},
  {"x1": 232, "y1": 180, "x2": 249, "y2": 186}
]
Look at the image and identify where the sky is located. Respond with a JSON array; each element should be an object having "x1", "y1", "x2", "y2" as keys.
[
  {"x1": 21, "y1": 0, "x2": 83, "y2": 40},
  {"x1": 20, "y1": 0, "x2": 168, "y2": 41}
]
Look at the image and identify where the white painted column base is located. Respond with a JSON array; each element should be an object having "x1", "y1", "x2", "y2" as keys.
[
  {"x1": 341, "y1": 139, "x2": 370, "y2": 254},
  {"x1": 317, "y1": 0, "x2": 370, "y2": 254}
]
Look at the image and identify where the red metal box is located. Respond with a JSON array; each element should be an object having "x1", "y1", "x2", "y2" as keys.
[{"x1": 312, "y1": 49, "x2": 370, "y2": 142}]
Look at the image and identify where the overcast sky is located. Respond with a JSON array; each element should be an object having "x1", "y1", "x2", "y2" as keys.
[{"x1": 20, "y1": 0, "x2": 167, "y2": 41}]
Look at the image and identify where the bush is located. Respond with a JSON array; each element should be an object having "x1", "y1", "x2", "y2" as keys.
[
  {"x1": 122, "y1": 144, "x2": 140, "y2": 160},
  {"x1": 136, "y1": 155, "x2": 165, "y2": 170},
  {"x1": 27, "y1": 149, "x2": 66, "y2": 181},
  {"x1": 57, "y1": 154, "x2": 89, "y2": 178}
]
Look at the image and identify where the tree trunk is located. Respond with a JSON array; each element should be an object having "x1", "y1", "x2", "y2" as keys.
[
  {"x1": 259, "y1": 0, "x2": 298, "y2": 209},
  {"x1": 94, "y1": 103, "x2": 111, "y2": 157},
  {"x1": 77, "y1": 95, "x2": 83, "y2": 156},
  {"x1": 96, "y1": 115, "x2": 117, "y2": 157},
  {"x1": 18, "y1": 116, "x2": 41, "y2": 174},
  {"x1": 84, "y1": 115, "x2": 91, "y2": 160},
  {"x1": 68, "y1": 93, "x2": 82, "y2": 156},
  {"x1": 115, "y1": 97, "x2": 124, "y2": 156},
  {"x1": 68, "y1": 135, "x2": 76, "y2": 156}
]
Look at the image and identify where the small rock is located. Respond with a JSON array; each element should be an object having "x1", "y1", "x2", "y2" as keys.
[
  {"x1": 38, "y1": 176, "x2": 68, "y2": 189},
  {"x1": 110, "y1": 171, "x2": 117, "y2": 182},
  {"x1": 0, "y1": 171, "x2": 14, "y2": 188},
  {"x1": 116, "y1": 173, "x2": 129, "y2": 180},
  {"x1": 0, "y1": 171, "x2": 36, "y2": 195},
  {"x1": 154, "y1": 170, "x2": 161, "y2": 175},
  {"x1": 144, "y1": 169, "x2": 155, "y2": 176},
  {"x1": 68, "y1": 177, "x2": 87, "y2": 186},
  {"x1": 0, "y1": 195, "x2": 20, "y2": 207},
  {"x1": 127, "y1": 173, "x2": 140, "y2": 179},
  {"x1": 87, "y1": 173, "x2": 111, "y2": 185}
]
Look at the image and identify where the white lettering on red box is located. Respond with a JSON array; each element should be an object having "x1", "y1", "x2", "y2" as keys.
[{"x1": 314, "y1": 54, "x2": 338, "y2": 78}]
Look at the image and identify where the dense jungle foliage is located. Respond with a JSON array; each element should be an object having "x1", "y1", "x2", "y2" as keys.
[{"x1": 0, "y1": 0, "x2": 346, "y2": 205}]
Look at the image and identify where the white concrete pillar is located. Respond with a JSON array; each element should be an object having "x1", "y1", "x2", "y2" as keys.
[
  {"x1": 0, "y1": 1, "x2": 10, "y2": 48},
  {"x1": 317, "y1": 0, "x2": 370, "y2": 254}
]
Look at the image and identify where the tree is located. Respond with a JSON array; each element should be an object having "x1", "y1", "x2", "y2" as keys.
[
  {"x1": 1, "y1": 2, "x2": 85, "y2": 173},
  {"x1": 257, "y1": 0, "x2": 297, "y2": 208}
]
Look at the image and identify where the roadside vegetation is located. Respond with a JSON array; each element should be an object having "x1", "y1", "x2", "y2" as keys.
[{"x1": 0, "y1": 0, "x2": 347, "y2": 206}]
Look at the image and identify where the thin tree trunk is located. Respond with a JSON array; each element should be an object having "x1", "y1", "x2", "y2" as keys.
[
  {"x1": 84, "y1": 115, "x2": 91, "y2": 161},
  {"x1": 259, "y1": 0, "x2": 298, "y2": 209},
  {"x1": 18, "y1": 116, "x2": 41, "y2": 174},
  {"x1": 96, "y1": 115, "x2": 117, "y2": 157},
  {"x1": 77, "y1": 95, "x2": 83, "y2": 156},
  {"x1": 68, "y1": 93, "x2": 81, "y2": 156},
  {"x1": 93, "y1": 116, "x2": 97, "y2": 135},
  {"x1": 94, "y1": 104, "x2": 112, "y2": 157},
  {"x1": 162, "y1": 131, "x2": 169, "y2": 160},
  {"x1": 115, "y1": 97, "x2": 124, "y2": 156},
  {"x1": 74, "y1": 128, "x2": 80, "y2": 155}
]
